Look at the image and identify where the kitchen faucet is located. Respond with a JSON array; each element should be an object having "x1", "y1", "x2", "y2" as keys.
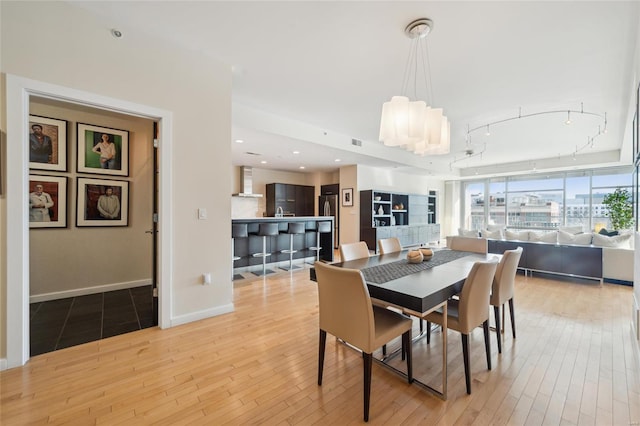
[{"x1": 276, "y1": 206, "x2": 284, "y2": 217}]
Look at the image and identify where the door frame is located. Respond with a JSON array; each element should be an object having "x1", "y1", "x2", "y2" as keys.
[{"x1": 5, "y1": 74, "x2": 173, "y2": 368}]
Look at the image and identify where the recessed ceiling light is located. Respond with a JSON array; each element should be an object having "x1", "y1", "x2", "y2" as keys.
[
  {"x1": 299, "y1": 166, "x2": 305, "y2": 169},
  {"x1": 260, "y1": 160, "x2": 267, "y2": 164},
  {"x1": 235, "y1": 139, "x2": 244, "y2": 143},
  {"x1": 334, "y1": 159, "x2": 341, "y2": 162},
  {"x1": 293, "y1": 151, "x2": 300, "y2": 155}
]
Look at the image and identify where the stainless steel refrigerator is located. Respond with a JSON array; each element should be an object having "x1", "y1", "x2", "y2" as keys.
[{"x1": 319, "y1": 194, "x2": 339, "y2": 248}]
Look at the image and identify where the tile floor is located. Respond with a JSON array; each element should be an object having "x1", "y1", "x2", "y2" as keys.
[{"x1": 29, "y1": 286, "x2": 155, "y2": 356}]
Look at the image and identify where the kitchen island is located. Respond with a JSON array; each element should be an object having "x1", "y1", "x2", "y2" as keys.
[{"x1": 232, "y1": 217, "x2": 334, "y2": 271}]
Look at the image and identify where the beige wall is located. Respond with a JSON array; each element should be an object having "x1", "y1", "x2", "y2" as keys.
[
  {"x1": 29, "y1": 99, "x2": 153, "y2": 298},
  {"x1": 0, "y1": 73, "x2": 6, "y2": 363},
  {"x1": 1, "y1": 1, "x2": 233, "y2": 364},
  {"x1": 339, "y1": 166, "x2": 359, "y2": 244}
]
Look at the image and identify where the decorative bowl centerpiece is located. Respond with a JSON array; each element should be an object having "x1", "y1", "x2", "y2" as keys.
[
  {"x1": 374, "y1": 196, "x2": 382, "y2": 201},
  {"x1": 419, "y1": 248, "x2": 434, "y2": 261},
  {"x1": 407, "y1": 250, "x2": 424, "y2": 264}
]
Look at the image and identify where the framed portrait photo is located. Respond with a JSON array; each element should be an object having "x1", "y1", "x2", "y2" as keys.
[
  {"x1": 29, "y1": 175, "x2": 67, "y2": 229},
  {"x1": 77, "y1": 177, "x2": 129, "y2": 227},
  {"x1": 342, "y1": 188, "x2": 354, "y2": 207},
  {"x1": 29, "y1": 115, "x2": 67, "y2": 171},
  {"x1": 77, "y1": 123, "x2": 129, "y2": 176}
]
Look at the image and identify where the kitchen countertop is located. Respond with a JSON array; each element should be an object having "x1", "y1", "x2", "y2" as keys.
[{"x1": 232, "y1": 216, "x2": 334, "y2": 222}]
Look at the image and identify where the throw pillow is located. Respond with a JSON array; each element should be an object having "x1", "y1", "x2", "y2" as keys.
[
  {"x1": 481, "y1": 228, "x2": 503, "y2": 239},
  {"x1": 458, "y1": 228, "x2": 479, "y2": 238},
  {"x1": 558, "y1": 230, "x2": 592, "y2": 245},
  {"x1": 505, "y1": 230, "x2": 529, "y2": 241},
  {"x1": 591, "y1": 232, "x2": 632, "y2": 248},
  {"x1": 486, "y1": 224, "x2": 505, "y2": 233},
  {"x1": 598, "y1": 228, "x2": 619, "y2": 237},
  {"x1": 529, "y1": 231, "x2": 558, "y2": 244},
  {"x1": 559, "y1": 225, "x2": 584, "y2": 235}
]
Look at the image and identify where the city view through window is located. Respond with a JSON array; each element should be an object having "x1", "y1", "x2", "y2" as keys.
[{"x1": 463, "y1": 168, "x2": 632, "y2": 232}]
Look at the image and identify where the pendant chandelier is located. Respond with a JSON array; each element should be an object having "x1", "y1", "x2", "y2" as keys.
[{"x1": 379, "y1": 18, "x2": 450, "y2": 156}]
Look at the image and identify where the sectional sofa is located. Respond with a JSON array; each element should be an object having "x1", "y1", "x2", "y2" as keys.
[{"x1": 447, "y1": 227, "x2": 634, "y2": 285}]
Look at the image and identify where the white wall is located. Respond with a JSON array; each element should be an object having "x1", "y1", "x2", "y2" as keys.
[
  {"x1": 357, "y1": 165, "x2": 445, "y2": 195},
  {"x1": 1, "y1": 1, "x2": 233, "y2": 363},
  {"x1": 632, "y1": 20, "x2": 640, "y2": 352},
  {"x1": 443, "y1": 180, "x2": 462, "y2": 237}
]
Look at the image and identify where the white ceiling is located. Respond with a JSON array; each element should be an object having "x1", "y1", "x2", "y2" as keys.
[{"x1": 75, "y1": 1, "x2": 640, "y2": 178}]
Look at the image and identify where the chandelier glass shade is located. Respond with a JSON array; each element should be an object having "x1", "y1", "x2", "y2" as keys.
[{"x1": 379, "y1": 19, "x2": 450, "y2": 156}]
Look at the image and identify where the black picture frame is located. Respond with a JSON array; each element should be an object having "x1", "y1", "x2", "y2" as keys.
[
  {"x1": 29, "y1": 175, "x2": 67, "y2": 229},
  {"x1": 76, "y1": 177, "x2": 129, "y2": 227},
  {"x1": 29, "y1": 115, "x2": 67, "y2": 172},
  {"x1": 342, "y1": 188, "x2": 354, "y2": 207},
  {"x1": 77, "y1": 123, "x2": 129, "y2": 176}
]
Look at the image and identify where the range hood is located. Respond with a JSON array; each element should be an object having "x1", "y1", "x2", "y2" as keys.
[{"x1": 232, "y1": 166, "x2": 263, "y2": 198}]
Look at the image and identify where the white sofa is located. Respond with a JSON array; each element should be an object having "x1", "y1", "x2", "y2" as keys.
[
  {"x1": 447, "y1": 230, "x2": 634, "y2": 284},
  {"x1": 602, "y1": 247, "x2": 634, "y2": 282}
]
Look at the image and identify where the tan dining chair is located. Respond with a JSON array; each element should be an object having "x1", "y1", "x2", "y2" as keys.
[
  {"x1": 377, "y1": 237, "x2": 429, "y2": 335},
  {"x1": 491, "y1": 247, "x2": 523, "y2": 353},
  {"x1": 448, "y1": 237, "x2": 488, "y2": 254},
  {"x1": 339, "y1": 241, "x2": 370, "y2": 262},
  {"x1": 315, "y1": 261, "x2": 413, "y2": 422},
  {"x1": 425, "y1": 258, "x2": 498, "y2": 394},
  {"x1": 338, "y1": 240, "x2": 392, "y2": 354},
  {"x1": 378, "y1": 237, "x2": 402, "y2": 254}
]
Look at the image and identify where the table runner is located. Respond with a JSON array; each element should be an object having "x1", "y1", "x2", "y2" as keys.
[{"x1": 361, "y1": 250, "x2": 473, "y2": 284}]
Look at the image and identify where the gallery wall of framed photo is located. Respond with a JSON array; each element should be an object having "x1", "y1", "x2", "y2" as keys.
[{"x1": 28, "y1": 97, "x2": 154, "y2": 296}]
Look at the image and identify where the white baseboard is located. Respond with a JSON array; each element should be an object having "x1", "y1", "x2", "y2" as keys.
[
  {"x1": 0, "y1": 358, "x2": 7, "y2": 371},
  {"x1": 30, "y1": 279, "x2": 153, "y2": 303},
  {"x1": 170, "y1": 303, "x2": 234, "y2": 327}
]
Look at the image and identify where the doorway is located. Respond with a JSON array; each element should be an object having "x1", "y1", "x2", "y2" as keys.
[
  {"x1": 27, "y1": 97, "x2": 157, "y2": 355},
  {"x1": 6, "y1": 75, "x2": 172, "y2": 368}
]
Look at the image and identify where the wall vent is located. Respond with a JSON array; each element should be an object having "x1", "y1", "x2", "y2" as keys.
[{"x1": 351, "y1": 138, "x2": 362, "y2": 147}]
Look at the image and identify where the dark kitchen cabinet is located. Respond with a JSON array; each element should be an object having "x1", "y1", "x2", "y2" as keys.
[{"x1": 266, "y1": 183, "x2": 315, "y2": 217}]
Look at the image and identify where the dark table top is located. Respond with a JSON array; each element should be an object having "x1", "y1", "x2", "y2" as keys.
[{"x1": 314, "y1": 250, "x2": 498, "y2": 315}]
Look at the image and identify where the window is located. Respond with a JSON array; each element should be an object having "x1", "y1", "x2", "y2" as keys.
[
  {"x1": 488, "y1": 180, "x2": 506, "y2": 228},
  {"x1": 592, "y1": 169, "x2": 632, "y2": 231},
  {"x1": 505, "y1": 175, "x2": 563, "y2": 229},
  {"x1": 459, "y1": 167, "x2": 632, "y2": 232},
  {"x1": 565, "y1": 172, "x2": 590, "y2": 230},
  {"x1": 463, "y1": 181, "x2": 484, "y2": 230}
]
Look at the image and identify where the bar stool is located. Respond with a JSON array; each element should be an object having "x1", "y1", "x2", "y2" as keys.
[
  {"x1": 309, "y1": 221, "x2": 332, "y2": 263},
  {"x1": 252, "y1": 222, "x2": 279, "y2": 276},
  {"x1": 231, "y1": 223, "x2": 248, "y2": 281},
  {"x1": 280, "y1": 222, "x2": 306, "y2": 271}
]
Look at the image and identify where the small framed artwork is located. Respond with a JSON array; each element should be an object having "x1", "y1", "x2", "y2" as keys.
[
  {"x1": 77, "y1": 123, "x2": 129, "y2": 176},
  {"x1": 29, "y1": 175, "x2": 67, "y2": 228},
  {"x1": 29, "y1": 115, "x2": 67, "y2": 171},
  {"x1": 342, "y1": 188, "x2": 354, "y2": 207},
  {"x1": 77, "y1": 177, "x2": 129, "y2": 227}
]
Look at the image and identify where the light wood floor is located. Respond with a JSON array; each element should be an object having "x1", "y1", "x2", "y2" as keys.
[{"x1": 1, "y1": 266, "x2": 639, "y2": 425}]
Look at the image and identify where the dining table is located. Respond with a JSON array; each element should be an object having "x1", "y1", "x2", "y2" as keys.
[{"x1": 310, "y1": 248, "x2": 500, "y2": 400}]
